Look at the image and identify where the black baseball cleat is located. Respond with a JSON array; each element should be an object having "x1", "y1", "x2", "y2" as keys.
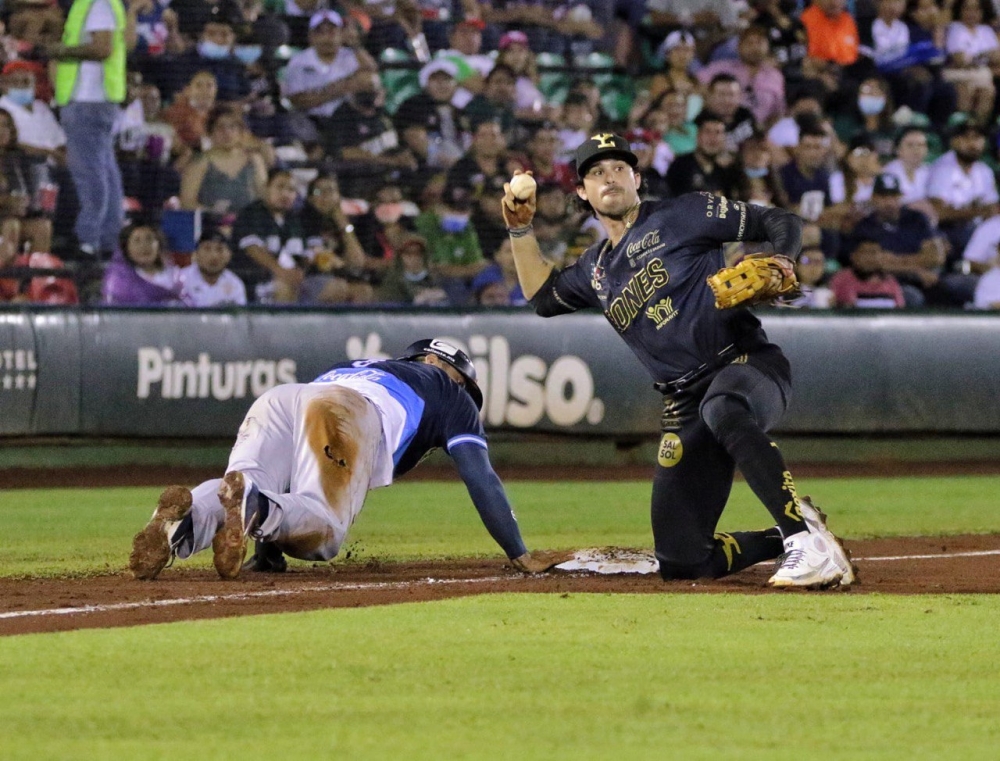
[{"x1": 242, "y1": 540, "x2": 288, "y2": 573}]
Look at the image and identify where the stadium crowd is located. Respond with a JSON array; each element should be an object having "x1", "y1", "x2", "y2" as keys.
[{"x1": 0, "y1": 0, "x2": 999, "y2": 310}]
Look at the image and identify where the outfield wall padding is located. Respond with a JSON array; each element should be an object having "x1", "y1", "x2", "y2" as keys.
[{"x1": 1, "y1": 308, "x2": 997, "y2": 437}]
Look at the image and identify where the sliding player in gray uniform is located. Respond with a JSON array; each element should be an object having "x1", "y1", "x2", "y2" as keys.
[
  {"x1": 502, "y1": 133, "x2": 856, "y2": 589},
  {"x1": 130, "y1": 338, "x2": 570, "y2": 580}
]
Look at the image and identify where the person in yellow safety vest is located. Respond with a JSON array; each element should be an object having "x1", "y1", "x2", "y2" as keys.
[{"x1": 46, "y1": 0, "x2": 127, "y2": 259}]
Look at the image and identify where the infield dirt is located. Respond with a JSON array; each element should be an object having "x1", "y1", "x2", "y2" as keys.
[{"x1": 2, "y1": 533, "x2": 998, "y2": 637}]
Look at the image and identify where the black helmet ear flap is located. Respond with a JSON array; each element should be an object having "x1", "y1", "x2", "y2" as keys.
[{"x1": 398, "y1": 338, "x2": 484, "y2": 410}]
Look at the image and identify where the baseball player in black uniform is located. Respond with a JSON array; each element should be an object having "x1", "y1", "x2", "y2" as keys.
[{"x1": 502, "y1": 133, "x2": 856, "y2": 589}]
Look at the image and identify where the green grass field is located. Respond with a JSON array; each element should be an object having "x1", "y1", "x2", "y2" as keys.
[{"x1": 2, "y1": 476, "x2": 1000, "y2": 759}]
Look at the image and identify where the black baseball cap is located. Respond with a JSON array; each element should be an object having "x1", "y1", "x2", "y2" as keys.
[
  {"x1": 198, "y1": 228, "x2": 231, "y2": 246},
  {"x1": 574, "y1": 132, "x2": 638, "y2": 178},
  {"x1": 873, "y1": 173, "x2": 903, "y2": 195}
]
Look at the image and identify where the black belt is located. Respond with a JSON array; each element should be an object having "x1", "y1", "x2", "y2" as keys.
[{"x1": 654, "y1": 344, "x2": 742, "y2": 395}]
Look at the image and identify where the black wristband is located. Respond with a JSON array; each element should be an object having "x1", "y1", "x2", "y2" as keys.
[{"x1": 507, "y1": 224, "x2": 533, "y2": 238}]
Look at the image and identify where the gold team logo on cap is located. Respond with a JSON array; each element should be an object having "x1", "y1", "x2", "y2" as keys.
[{"x1": 591, "y1": 133, "x2": 617, "y2": 148}]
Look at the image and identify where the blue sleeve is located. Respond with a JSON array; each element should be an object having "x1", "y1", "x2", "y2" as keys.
[{"x1": 449, "y1": 441, "x2": 528, "y2": 559}]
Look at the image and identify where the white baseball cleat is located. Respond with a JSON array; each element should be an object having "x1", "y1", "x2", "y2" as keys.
[
  {"x1": 129, "y1": 486, "x2": 193, "y2": 580},
  {"x1": 768, "y1": 530, "x2": 846, "y2": 589},
  {"x1": 796, "y1": 496, "x2": 857, "y2": 587}
]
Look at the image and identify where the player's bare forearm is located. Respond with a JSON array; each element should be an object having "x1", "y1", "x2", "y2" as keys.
[
  {"x1": 501, "y1": 170, "x2": 553, "y2": 299},
  {"x1": 509, "y1": 234, "x2": 554, "y2": 300}
]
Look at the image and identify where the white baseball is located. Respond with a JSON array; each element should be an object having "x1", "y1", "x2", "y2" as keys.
[{"x1": 510, "y1": 173, "x2": 537, "y2": 201}]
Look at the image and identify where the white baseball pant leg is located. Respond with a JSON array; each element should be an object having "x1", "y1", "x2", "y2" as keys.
[{"x1": 231, "y1": 383, "x2": 383, "y2": 561}]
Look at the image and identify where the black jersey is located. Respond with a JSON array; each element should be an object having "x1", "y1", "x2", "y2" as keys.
[
  {"x1": 532, "y1": 192, "x2": 778, "y2": 384},
  {"x1": 313, "y1": 359, "x2": 485, "y2": 478}
]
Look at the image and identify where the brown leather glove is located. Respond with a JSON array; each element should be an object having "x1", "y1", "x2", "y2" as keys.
[
  {"x1": 501, "y1": 170, "x2": 536, "y2": 230},
  {"x1": 510, "y1": 549, "x2": 575, "y2": 573}
]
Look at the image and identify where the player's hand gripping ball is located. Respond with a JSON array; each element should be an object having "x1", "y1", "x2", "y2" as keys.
[
  {"x1": 509, "y1": 172, "x2": 537, "y2": 201},
  {"x1": 502, "y1": 171, "x2": 537, "y2": 230}
]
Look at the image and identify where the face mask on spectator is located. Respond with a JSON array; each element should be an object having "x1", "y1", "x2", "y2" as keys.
[
  {"x1": 441, "y1": 213, "x2": 469, "y2": 233},
  {"x1": 233, "y1": 45, "x2": 262, "y2": 65},
  {"x1": 198, "y1": 41, "x2": 232, "y2": 60},
  {"x1": 6, "y1": 87, "x2": 34, "y2": 106},
  {"x1": 744, "y1": 166, "x2": 769, "y2": 179},
  {"x1": 858, "y1": 95, "x2": 886, "y2": 116},
  {"x1": 375, "y1": 202, "x2": 404, "y2": 224}
]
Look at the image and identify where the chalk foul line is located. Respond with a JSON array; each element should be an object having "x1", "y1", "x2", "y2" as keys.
[{"x1": 2, "y1": 549, "x2": 999, "y2": 621}]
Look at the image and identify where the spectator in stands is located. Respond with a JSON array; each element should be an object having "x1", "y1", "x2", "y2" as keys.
[
  {"x1": 961, "y1": 212, "x2": 1000, "y2": 279},
  {"x1": 766, "y1": 92, "x2": 845, "y2": 166},
  {"x1": 479, "y1": 1, "x2": 602, "y2": 56},
  {"x1": 780, "y1": 123, "x2": 843, "y2": 226},
  {"x1": 735, "y1": 132, "x2": 788, "y2": 208},
  {"x1": 698, "y1": 26, "x2": 786, "y2": 129},
  {"x1": 701, "y1": 74, "x2": 758, "y2": 153},
  {"x1": 882, "y1": 126, "x2": 935, "y2": 219},
  {"x1": 847, "y1": 172, "x2": 945, "y2": 306},
  {"x1": 324, "y1": 79, "x2": 417, "y2": 183},
  {"x1": 860, "y1": 0, "x2": 923, "y2": 111},
  {"x1": 800, "y1": 0, "x2": 873, "y2": 106},
  {"x1": 127, "y1": 0, "x2": 185, "y2": 59},
  {"x1": 180, "y1": 105, "x2": 268, "y2": 218},
  {"x1": 555, "y1": 91, "x2": 596, "y2": 160},
  {"x1": 447, "y1": 117, "x2": 514, "y2": 258},
  {"x1": 942, "y1": 0, "x2": 999, "y2": 123},
  {"x1": 531, "y1": 180, "x2": 585, "y2": 266},
  {"x1": 101, "y1": 222, "x2": 183, "y2": 306},
  {"x1": 927, "y1": 118, "x2": 999, "y2": 264},
  {"x1": 437, "y1": 17, "x2": 493, "y2": 103},
  {"x1": 749, "y1": 0, "x2": 809, "y2": 95},
  {"x1": 625, "y1": 127, "x2": 671, "y2": 200},
  {"x1": 515, "y1": 122, "x2": 576, "y2": 193},
  {"x1": 376, "y1": 232, "x2": 450, "y2": 305},
  {"x1": 471, "y1": 264, "x2": 515, "y2": 305},
  {"x1": 833, "y1": 76, "x2": 897, "y2": 160},
  {"x1": 394, "y1": 58, "x2": 466, "y2": 169},
  {"x1": 356, "y1": 0, "x2": 426, "y2": 59},
  {"x1": 117, "y1": 82, "x2": 186, "y2": 213},
  {"x1": 7, "y1": 0, "x2": 65, "y2": 49},
  {"x1": 646, "y1": 1, "x2": 740, "y2": 59},
  {"x1": 648, "y1": 30, "x2": 703, "y2": 119},
  {"x1": 232, "y1": 168, "x2": 358, "y2": 304},
  {"x1": 299, "y1": 172, "x2": 378, "y2": 295},
  {"x1": 48, "y1": 0, "x2": 127, "y2": 259},
  {"x1": 973, "y1": 266, "x2": 1000, "y2": 308},
  {"x1": 170, "y1": 0, "x2": 248, "y2": 41},
  {"x1": 830, "y1": 239, "x2": 906, "y2": 307},
  {"x1": 462, "y1": 64, "x2": 520, "y2": 145},
  {"x1": 0, "y1": 61, "x2": 66, "y2": 163},
  {"x1": 566, "y1": 78, "x2": 616, "y2": 132},
  {"x1": 282, "y1": 10, "x2": 380, "y2": 150},
  {"x1": 163, "y1": 70, "x2": 218, "y2": 150},
  {"x1": 0, "y1": 107, "x2": 52, "y2": 254},
  {"x1": 154, "y1": 18, "x2": 250, "y2": 104},
  {"x1": 414, "y1": 182, "x2": 487, "y2": 305},
  {"x1": 179, "y1": 228, "x2": 247, "y2": 306},
  {"x1": 495, "y1": 31, "x2": 554, "y2": 122},
  {"x1": 829, "y1": 143, "x2": 883, "y2": 234},
  {"x1": 665, "y1": 111, "x2": 740, "y2": 198},
  {"x1": 650, "y1": 89, "x2": 697, "y2": 158},
  {"x1": 355, "y1": 178, "x2": 420, "y2": 265},
  {"x1": 788, "y1": 245, "x2": 834, "y2": 308}
]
